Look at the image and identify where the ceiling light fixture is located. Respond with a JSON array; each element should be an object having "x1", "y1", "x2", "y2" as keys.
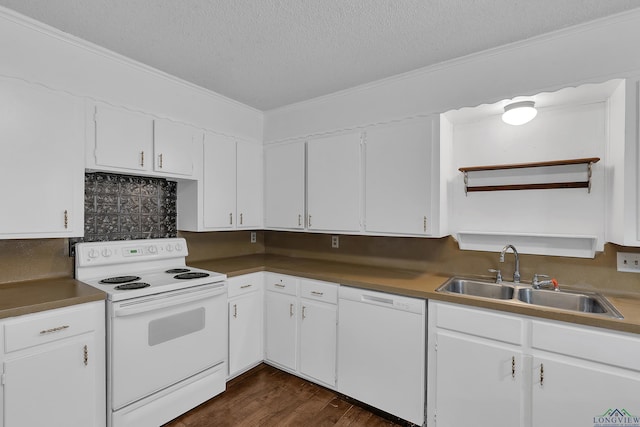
[{"x1": 502, "y1": 100, "x2": 537, "y2": 126}]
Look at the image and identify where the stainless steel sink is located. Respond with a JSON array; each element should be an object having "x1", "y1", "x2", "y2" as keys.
[
  {"x1": 517, "y1": 288, "x2": 623, "y2": 318},
  {"x1": 437, "y1": 277, "x2": 515, "y2": 300},
  {"x1": 436, "y1": 276, "x2": 623, "y2": 319}
]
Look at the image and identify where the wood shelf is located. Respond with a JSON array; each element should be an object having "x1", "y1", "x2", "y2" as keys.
[{"x1": 459, "y1": 157, "x2": 600, "y2": 194}]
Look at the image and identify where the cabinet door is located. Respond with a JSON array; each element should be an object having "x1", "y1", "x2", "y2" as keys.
[
  {"x1": 153, "y1": 119, "x2": 197, "y2": 176},
  {"x1": 264, "y1": 142, "x2": 306, "y2": 229},
  {"x1": 364, "y1": 118, "x2": 433, "y2": 235},
  {"x1": 3, "y1": 336, "x2": 97, "y2": 427},
  {"x1": 229, "y1": 291, "x2": 263, "y2": 377},
  {"x1": 299, "y1": 299, "x2": 336, "y2": 387},
  {"x1": 93, "y1": 103, "x2": 153, "y2": 172},
  {"x1": 307, "y1": 133, "x2": 361, "y2": 232},
  {"x1": 0, "y1": 78, "x2": 84, "y2": 238},
  {"x1": 531, "y1": 354, "x2": 640, "y2": 427},
  {"x1": 264, "y1": 291, "x2": 297, "y2": 370},
  {"x1": 203, "y1": 132, "x2": 237, "y2": 229},
  {"x1": 433, "y1": 331, "x2": 522, "y2": 427},
  {"x1": 236, "y1": 141, "x2": 263, "y2": 228}
]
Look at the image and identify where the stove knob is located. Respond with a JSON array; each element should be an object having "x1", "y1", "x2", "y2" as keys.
[
  {"x1": 101, "y1": 248, "x2": 112, "y2": 258},
  {"x1": 148, "y1": 245, "x2": 157, "y2": 254},
  {"x1": 88, "y1": 249, "x2": 99, "y2": 259},
  {"x1": 175, "y1": 243, "x2": 183, "y2": 252},
  {"x1": 166, "y1": 244, "x2": 174, "y2": 252}
]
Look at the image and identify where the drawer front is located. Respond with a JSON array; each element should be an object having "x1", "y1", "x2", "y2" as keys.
[
  {"x1": 300, "y1": 279, "x2": 338, "y2": 304},
  {"x1": 433, "y1": 301, "x2": 523, "y2": 345},
  {"x1": 4, "y1": 302, "x2": 101, "y2": 353},
  {"x1": 532, "y1": 320, "x2": 640, "y2": 371},
  {"x1": 227, "y1": 272, "x2": 263, "y2": 298},
  {"x1": 264, "y1": 273, "x2": 298, "y2": 296}
]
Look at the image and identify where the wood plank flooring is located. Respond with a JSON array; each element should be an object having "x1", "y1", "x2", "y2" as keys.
[{"x1": 163, "y1": 364, "x2": 405, "y2": 427}]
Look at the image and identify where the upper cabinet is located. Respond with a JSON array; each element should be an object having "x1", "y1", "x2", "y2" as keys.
[
  {"x1": 364, "y1": 116, "x2": 445, "y2": 237},
  {"x1": 0, "y1": 77, "x2": 84, "y2": 239},
  {"x1": 178, "y1": 132, "x2": 263, "y2": 231},
  {"x1": 264, "y1": 142, "x2": 306, "y2": 230},
  {"x1": 307, "y1": 132, "x2": 362, "y2": 233},
  {"x1": 88, "y1": 102, "x2": 199, "y2": 179}
]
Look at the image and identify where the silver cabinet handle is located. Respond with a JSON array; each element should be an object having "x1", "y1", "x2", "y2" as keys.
[
  {"x1": 229, "y1": 213, "x2": 233, "y2": 225},
  {"x1": 540, "y1": 363, "x2": 544, "y2": 386},
  {"x1": 289, "y1": 303, "x2": 294, "y2": 317},
  {"x1": 302, "y1": 305, "x2": 306, "y2": 319},
  {"x1": 240, "y1": 284, "x2": 252, "y2": 289},
  {"x1": 308, "y1": 215, "x2": 312, "y2": 227},
  {"x1": 274, "y1": 283, "x2": 285, "y2": 288},
  {"x1": 140, "y1": 151, "x2": 145, "y2": 167},
  {"x1": 512, "y1": 356, "x2": 515, "y2": 378},
  {"x1": 159, "y1": 153, "x2": 163, "y2": 168},
  {"x1": 423, "y1": 216, "x2": 427, "y2": 232},
  {"x1": 311, "y1": 291, "x2": 324, "y2": 296},
  {"x1": 240, "y1": 213, "x2": 243, "y2": 225},
  {"x1": 84, "y1": 345, "x2": 88, "y2": 366},
  {"x1": 298, "y1": 214, "x2": 302, "y2": 227},
  {"x1": 64, "y1": 210, "x2": 69, "y2": 229},
  {"x1": 233, "y1": 303, "x2": 237, "y2": 318},
  {"x1": 40, "y1": 325, "x2": 69, "y2": 335}
]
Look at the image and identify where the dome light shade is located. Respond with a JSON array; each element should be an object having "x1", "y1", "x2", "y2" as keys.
[{"x1": 502, "y1": 101, "x2": 537, "y2": 125}]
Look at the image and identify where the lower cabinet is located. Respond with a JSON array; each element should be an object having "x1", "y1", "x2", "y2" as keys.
[
  {"x1": 428, "y1": 301, "x2": 640, "y2": 427},
  {"x1": 0, "y1": 301, "x2": 106, "y2": 427},
  {"x1": 264, "y1": 274, "x2": 338, "y2": 388},
  {"x1": 227, "y1": 273, "x2": 264, "y2": 379}
]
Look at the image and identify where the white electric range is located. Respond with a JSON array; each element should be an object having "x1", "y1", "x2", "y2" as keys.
[{"x1": 75, "y1": 238, "x2": 228, "y2": 427}]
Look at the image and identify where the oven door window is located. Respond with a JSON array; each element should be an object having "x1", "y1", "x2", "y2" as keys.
[{"x1": 110, "y1": 286, "x2": 227, "y2": 410}]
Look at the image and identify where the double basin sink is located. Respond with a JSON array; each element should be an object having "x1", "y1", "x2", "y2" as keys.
[{"x1": 437, "y1": 277, "x2": 623, "y2": 319}]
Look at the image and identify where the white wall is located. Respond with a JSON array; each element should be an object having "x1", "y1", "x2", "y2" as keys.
[
  {"x1": 0, "y1": 8, "x2": 263, "y2": 142},
  {"x1": 264, "y1": 9, "x2": 640, "y2": 143}
]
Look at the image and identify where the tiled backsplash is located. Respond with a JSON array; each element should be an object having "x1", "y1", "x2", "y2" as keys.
[{"x1": 76, "y1": 172, "x2": 177, "y2": 242}]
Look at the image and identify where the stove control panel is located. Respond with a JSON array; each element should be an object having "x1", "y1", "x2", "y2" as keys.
[{"x1": 75, "y1": 238, "x2": 189, "y2": 266}]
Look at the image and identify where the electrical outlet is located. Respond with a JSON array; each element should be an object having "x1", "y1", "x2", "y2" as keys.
[
  {"x1": 617, "y1": 252, "x2": 640, "y2": 273},
  {"x1": 331, "y1": 235, "x2": 339, "y2": 249},
  {"x1": 250, "y1": 232, "x2": 256, "y2": 243}
]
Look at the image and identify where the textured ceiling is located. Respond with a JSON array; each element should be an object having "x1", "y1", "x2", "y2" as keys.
[{"x1": 1, "y1": 0, "x2": 639, "y2": 110}]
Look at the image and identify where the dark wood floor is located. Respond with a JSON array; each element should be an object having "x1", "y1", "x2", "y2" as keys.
[{"x1": 164, "y1": 364, "x2": 404, "y2": 427}]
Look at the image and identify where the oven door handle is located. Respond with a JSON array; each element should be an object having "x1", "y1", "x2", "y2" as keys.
[{"x1": 114, "y1": 285, "x2": 226, "y2": 317}]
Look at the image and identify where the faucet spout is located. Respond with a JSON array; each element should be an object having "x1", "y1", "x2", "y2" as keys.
[{"x1": 499, "y1": 244, "x2": 520, "y2": 283}]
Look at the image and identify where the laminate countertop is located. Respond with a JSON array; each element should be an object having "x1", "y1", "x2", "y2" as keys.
[
  {"x1": 0, "y1": 277, "x2": 106, "y2": 320},
  {"x1": 191, "y1": 254, "x2": 640, "y2": 335}
]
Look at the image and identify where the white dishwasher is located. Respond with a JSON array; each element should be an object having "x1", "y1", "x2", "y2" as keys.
[{"x1": 337, "y1": 286, "x2": 426, "y2": 426}]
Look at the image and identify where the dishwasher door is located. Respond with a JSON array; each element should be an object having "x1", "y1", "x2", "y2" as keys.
[{"x1": 337, "y1": 286, "x2": 426, "y2": 426}]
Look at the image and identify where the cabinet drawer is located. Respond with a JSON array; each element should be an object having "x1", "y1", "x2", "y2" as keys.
[
  {"x1": 265, "y1": 273, "x2": 298, "y2": 296},
  {"x1": 532, "y1": 320, "x2": 640, "y2": 371},
  {"x1": 300, "y1": 279, "x2": 338, "y2": 304},
  {"x1": 4, "y1": 303, "x2": 100, "y2": 353},
  {"x1": 228, "y1": 272, "x2": 263, "y2": 298},
  {"x1": 433, "y1": 302, "x2": 523, "y2": 345}
]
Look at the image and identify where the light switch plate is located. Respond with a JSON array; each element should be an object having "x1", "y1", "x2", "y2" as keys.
[
  {"x1": 250, "y1": 232, "x2": 257, "y2": 243},
  {"x1": 331, "y1": 235, "x2": 339, "y2": 249},
  {"x1": 617, "y1": 252, "x2": 640, "y2": 273}
]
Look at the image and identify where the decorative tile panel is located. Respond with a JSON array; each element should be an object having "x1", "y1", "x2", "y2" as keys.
[{"x1": 72, "y1": 172, "x2": 177, "y2": 246}]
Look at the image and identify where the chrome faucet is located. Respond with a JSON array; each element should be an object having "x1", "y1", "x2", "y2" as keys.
[
  {"x1": 532, "y1": 274, "x2": 559, "y2": 291},
  {"x1": 499, "y1": 244, "x2": 520, "y2": 283}
]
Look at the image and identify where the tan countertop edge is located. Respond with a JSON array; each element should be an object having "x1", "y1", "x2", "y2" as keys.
[
  {"x1": 191, "y1": 254, "x2": 640, "y2": 335},
  {"x1": 0, "y1": 277, "x2": 106, "y2": 320}
]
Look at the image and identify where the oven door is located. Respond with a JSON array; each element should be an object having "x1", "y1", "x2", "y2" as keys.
[{"x1": 109, "y1": 282, "x2": 227, "y2": 410}]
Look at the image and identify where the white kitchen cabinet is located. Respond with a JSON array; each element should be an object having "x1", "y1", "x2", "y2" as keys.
[
  {"x1": 227, "y1": 273, "x2": 264, "y2": 379},
  {"x1": 0, "y1": 301, "x2": 106, "y2": 427},
  {"x1": 264, "y1": 142, "x2": 306, "y2": 230},
  {"x1": 0, "y1": 77, "x2": 84, "y2": 239},
  {"x1": 364, "y1": 117, "x2": 443, "y2": 236},
  {"x1": 89, "y1": 102, "x2": 199, "y2": 178},
  {"x1": 428, "y1": 302, "x2": 522, "y2": 427},
  {"x1": 307, "y1": 132, "x2": 362, "y2": 232},
  {"x1": 264, "y1": 274, "x2": 298, "y2": 371},
  {"x1": 181, "y1": 132, "x2": 262, "y2": 231},
  {"x1": 298, "y1": 279, "x2": 338, "y2": 387},
  {"x1": 428, "y1": 301, "x2": 640, "y2": 427},
  {"x1": 529, "y1": 320, "x2": 640, "y2": 427}
]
